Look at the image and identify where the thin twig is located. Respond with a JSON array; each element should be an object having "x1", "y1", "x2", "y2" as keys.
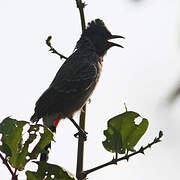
[
  {"x1": 13, "y1": 168, "x2": 18, "y2": 179},
  {"x1": 75, "y1": 0, "x2": 86, "y2": 32},
  {"x1": 46, "y1": 36, "x2": 67, "y2": 60},
  {"x1": 81, "y1": 131, "x2": 163, "y2": 178},
  {"x1": 0, "y1": 152, "x2": 15, "y2": 178},
  {"x1": 124, "y1": 102, "x2": 128, "y2": 112}
]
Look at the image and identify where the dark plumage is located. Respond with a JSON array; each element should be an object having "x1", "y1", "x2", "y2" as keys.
[{"x1": 30, "y1": 19, "x2": 124, "y2": 161}]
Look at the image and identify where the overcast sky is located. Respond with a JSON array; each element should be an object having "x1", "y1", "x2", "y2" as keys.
[{"x1": 0, "y1": 0, "x2": 180, "y2": 179}]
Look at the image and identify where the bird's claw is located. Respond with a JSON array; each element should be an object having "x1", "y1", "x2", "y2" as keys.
[{"x1": 74, "y1": 129, "x2": 88, "y2": 141}]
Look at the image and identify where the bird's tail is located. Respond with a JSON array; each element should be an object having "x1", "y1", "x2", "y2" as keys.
[
  {"x1": 40, "y1": 123, "x2": 56, "y2": 162},
  {"x1": 30, "y1": 113, "x2": 39, "y2": 123},
  {"x1": 40, "y1": 116, "x2": 61, "y2": 162}
]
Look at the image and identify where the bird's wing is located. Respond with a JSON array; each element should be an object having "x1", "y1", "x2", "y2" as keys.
[
  {"x1": 52, "y1": 62, "x2": 98, "y2": 93},
  {"x1": 33, "y1": 62, "x2": 99, "y2": 118}
]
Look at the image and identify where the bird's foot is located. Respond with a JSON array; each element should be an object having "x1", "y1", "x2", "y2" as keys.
[
  {"x1": 74, "y1": 129, "x2": 88, "y2": 141},
  {"x1": 68, "y1": 118, "x2": 88, "y2": 141}
]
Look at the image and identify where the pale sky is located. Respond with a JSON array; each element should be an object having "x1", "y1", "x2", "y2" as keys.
[{"x1": 0, "y1": 0, "x2": 180, "y2": 179}]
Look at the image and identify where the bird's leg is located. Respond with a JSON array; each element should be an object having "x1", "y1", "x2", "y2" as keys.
[{"x1": 69, "y1": 118, "x2": 88, "y2": 141}]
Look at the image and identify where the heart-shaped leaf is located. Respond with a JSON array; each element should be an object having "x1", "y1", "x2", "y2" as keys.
[{"x1": 103, "y1": 111, "x2": 149, "y2": 154}]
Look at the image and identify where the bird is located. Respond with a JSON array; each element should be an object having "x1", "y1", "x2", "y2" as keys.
[{"x1": 30, "y1": 19, "x2": 124, "y2": 161}]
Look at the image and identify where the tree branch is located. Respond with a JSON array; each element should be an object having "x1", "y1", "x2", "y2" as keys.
[
  {"x1": 81, "y1": 131, "x2": 163, "y2": 178},
  {"x1": 45, "y1": 2, "x2": 87, "y2": 179},
  {"x1": 75, "y1": 0, "x2": 86, "y2": 32},
  {"x1": 0, "y1": 152, "x2": 18, "y2": 180},
  {"x1": 76, "y1": 105, "x2": 86, "y2": 180},
  {"x1": 46, "y1": 36, "x2": 67, "y2": 60},
  {"x1": 75, "y1": 1, "x2": 87, "y2": 180}
]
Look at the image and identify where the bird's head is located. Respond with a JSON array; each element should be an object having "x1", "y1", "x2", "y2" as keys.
[{"x1": 82, "y1": 19, "x2": 124, "y2": 56}]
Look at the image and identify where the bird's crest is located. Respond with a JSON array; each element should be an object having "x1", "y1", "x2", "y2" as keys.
[
  {"x1": 87, "y1": 19, "x2": 105, "y2": 29},
  {"x1": 82, "y1": 19, "x2": 112, "y2": 39},
  {"x1": 76, "y1": 19, "x2": 124, "y2": 56}
]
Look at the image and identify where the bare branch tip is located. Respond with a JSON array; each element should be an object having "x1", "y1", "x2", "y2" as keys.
[
  {"x1": 159, "y1": 130, "x2": 163, "y2": 138},
  {"x1": 46, "y1": 35, "x2": 52, "y2": 46},
  {"x1": 123, "y1": 102, "x2": 128, "y2": 112},
  {"x1": 82, "y1": 2, "x2": 87, "y2": 7},
  {"x1": 47, "y1": 35, "x2": 52, "y2": 41}
]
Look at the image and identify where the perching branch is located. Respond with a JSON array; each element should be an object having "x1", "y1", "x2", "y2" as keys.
[
  {"x1": 46, "y1": 36, "x2": 67, "y2": 60},
  {"x1": 0, "y1": 152, "x2": 18, "y2": 180},
  {"x1": 76, "y1": 105, "x2": 86, "y2": 180},
  {"x1": 45, "y1": 2, "x2": 87, "y2": 179},
  {"x1": 81, "y1": 131, "x2": 163, "y2": 178},
  {"x1": 75, "y1": 1, "x2": 87, "y2": 180}
]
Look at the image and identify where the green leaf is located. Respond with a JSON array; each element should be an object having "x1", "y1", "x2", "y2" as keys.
[
  {"x1": 30, "y1": 125, "x2": 54, "y2": 159},
  {"x1": 26, "y1": 162, "x2": 77, "y2": 180},
  {"x1": 0, "y1": 117, "x2": 27, "y2": 169},
  {"x1": 102, "y1": 111, "x2": 149, "y2": 154},
  {"x1": 0, "y1": 117, "x2": 54, "y2": 171},
  {"x1": 0, "y1": 117, "x2": 17, "y2": 156}
]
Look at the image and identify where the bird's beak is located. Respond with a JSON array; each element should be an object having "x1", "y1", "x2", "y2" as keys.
[{"x1": 108, "y1": 35, "x2": 125, "y2": 48}]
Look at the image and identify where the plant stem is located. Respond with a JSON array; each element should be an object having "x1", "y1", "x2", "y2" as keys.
[
  {"x1": 76, "y1": 105, "x2": 86, "y2": 180},
  {"x1": 75, "y1": 0, "x2": 86, "y2": 32},
  {"x1": 0, "y1": 153, "x2": 16, "y2": 179},
  {"x1": 82, "y1": 131, "x2": 163, "y2": 177},
  {"x1": 75, "y1": 0, "x2": 86, "y2": 179},
  {"x1": 46, "y1": 36, "x2": 67, "y2": 60}
]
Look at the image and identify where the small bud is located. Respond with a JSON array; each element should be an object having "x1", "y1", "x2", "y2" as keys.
[
  {"x1": 139, "y1": 147, "x2": 145, "y2": 154},
  {"x1": 125, "y1": 155, "x2": 129, "y2": 162},
  {"x1": 148, "y1": 143, "x2": 152, "y2": 148},
  {"x1": 46, "y1": 36, "x2": 52, "y2": 46},
  {"x1": 159, "y1": 131, "x2": 163, "y2": 138},
  {"x1": 154, "y1": 137, "x2": 157, "y2": 142}
]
